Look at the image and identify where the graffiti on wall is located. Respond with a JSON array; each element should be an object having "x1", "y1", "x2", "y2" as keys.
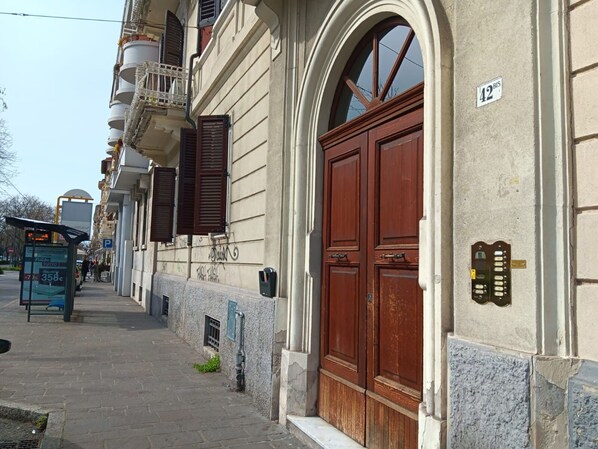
[{"x1": 196, "y1": 240, "x2": 239, "y2": 283}]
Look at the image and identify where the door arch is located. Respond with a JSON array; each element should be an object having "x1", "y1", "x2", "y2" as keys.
[{"x1": 284, "y1": 1, "x2": 453, "y2": 448}]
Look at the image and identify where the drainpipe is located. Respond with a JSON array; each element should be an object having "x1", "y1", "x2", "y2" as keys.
[
  {"x1": 184, "y1": 5, "x2": 203, "y2": 268},
  {"x1": 185, "y1": 4, "x2": 203, "y2": 130},
  {"x1": 235, "y1": 309, "x2": 246, "y2": 392}
]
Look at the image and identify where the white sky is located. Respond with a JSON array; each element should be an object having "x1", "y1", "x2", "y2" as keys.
[{"x1": 0, "y1": 0, "x2": 124, "y2": 210}]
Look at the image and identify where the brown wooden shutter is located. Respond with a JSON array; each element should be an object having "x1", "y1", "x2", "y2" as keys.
[
  {"x1": 161, "y1": 11, "x2": 184, "y2": 67},
  {"x1": 176, "y1": 128, "x2": 198, "y2": 235},
  {"x1": 195, "y1": 115, "x2": 229, "y2": 234},
  {"x1": 150, "y1": 167, "x2": 176, "y2": 242}
]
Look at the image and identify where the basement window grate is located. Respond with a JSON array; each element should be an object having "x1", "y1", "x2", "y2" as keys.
[
  {"x1": 205, "y1": 316, "x2": 220, "y2": 351},
  {"x1": 162, "y1": 296, "x2": 169, "y2": 316}
]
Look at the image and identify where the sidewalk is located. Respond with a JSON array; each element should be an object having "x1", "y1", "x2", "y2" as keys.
[{"x1": 0, "y1": 280, "x2": 307, "y2": 449}]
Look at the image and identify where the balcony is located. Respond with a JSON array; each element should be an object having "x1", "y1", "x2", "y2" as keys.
[
  {"x1": 115, "y1": 76, "x2": 136, "y2": 105},
  {"x1": 123, "y1": 61, "x2": 189, "y2": 164},
  {"x1": 120, "y1": 37, "x2": 160, "y2": 84},
  {"x1": 107, "y1": 127, "x2": 123, "y2": 147},
  {"x1": 110, "y1": 146, "x2": 149, "y2": 192},
  {"x1": 107, "y1": 101, "x2": 127, "y2": 131}
]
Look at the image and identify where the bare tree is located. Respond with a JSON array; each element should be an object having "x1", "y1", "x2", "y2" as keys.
[
  {"x1": 0, "y1": 88, "x2": 17, "y2": 196},
  {"x1": 0, "y1": 195, "x2": 54, "y2": 261}
]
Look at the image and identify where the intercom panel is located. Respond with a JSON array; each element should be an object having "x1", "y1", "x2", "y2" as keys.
[{"x1": 471, "y1": 241, "x2": 511, "y2": 307}]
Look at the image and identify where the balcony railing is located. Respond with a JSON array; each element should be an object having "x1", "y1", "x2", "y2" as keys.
[{"x1": 123, "y1": 61, "x2": 188, "y2": 148}]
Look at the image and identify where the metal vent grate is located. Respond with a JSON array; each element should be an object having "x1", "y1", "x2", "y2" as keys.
[
  {"x1": 162, "y1": 296, "x2": 169, "y2": 316},
  {"x1": 204, "y1": 316, "x2": 220, "y2": 351}
]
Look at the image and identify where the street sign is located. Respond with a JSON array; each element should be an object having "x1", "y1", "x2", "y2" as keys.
[{"x1": 103, "y1": 239, "x2": 113, "y2": 249}]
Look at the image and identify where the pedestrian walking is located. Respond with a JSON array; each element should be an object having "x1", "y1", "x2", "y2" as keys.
[
  {"x1": 94, "y1": 259, "x2": 101, "y2": 282},
  {"x1": 81, "y1": 256, "x2": 90, "y2": 282}
]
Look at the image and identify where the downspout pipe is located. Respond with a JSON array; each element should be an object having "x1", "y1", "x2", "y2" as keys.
[
  {"x1": 183, "y1": 4, "x2": 203, "y2": 255},
  {"x1": 185, "y1": 4, "x2": 203, "y2": 130},
  {"x1": 235, "y1": 309, "x2": 246, "y2": 392}
]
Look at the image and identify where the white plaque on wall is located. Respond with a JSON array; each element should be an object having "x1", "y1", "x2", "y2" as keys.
[{"x1": 476, "y1": 77, "x2": 503, "y2": 107}]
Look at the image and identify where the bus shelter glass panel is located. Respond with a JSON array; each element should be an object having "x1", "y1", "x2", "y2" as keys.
[{"x1": 20, "y1": 245, "x2": 68, "y2": 306}]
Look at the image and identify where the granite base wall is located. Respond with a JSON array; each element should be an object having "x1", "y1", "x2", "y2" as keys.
[
  {"x1": 448, "y1": 337, "x2": 532, "y2": 449},
  {"x1": 568, "y1": 360, "x2": 598, "y2": 449},
  {"x1": 150, "y1": 273, "x2": 283, "y2": 419}
]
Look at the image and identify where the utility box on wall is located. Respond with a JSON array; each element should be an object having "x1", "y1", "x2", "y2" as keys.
[{"x1": 258, "y1": 267, "x2": 277, "y2": 298}]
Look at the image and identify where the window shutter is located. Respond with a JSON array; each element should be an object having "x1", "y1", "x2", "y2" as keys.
[
  {"x1": 176, "y1": 128, "x2": 198, "y2": 235},
  {"x1": 150, "y1": 167, "x2": 176, "y2": 242},
  {"x1": 199, "y1": 0, "x2": 220, "y2": 27},
  {"x1": 161, "y1": 11, "x2": 184, "y2": 67},
  {"x1": 195, "y1": 115, "x2": 229, "y2": 234}
]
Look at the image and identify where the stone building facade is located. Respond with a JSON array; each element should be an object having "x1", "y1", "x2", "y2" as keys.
[{"x1": 97, "y1": 0, "x2": 598, "y2": 447}]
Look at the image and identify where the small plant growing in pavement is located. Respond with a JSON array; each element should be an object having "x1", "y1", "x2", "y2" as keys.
[
  {"x1": 34, "y1": 415, "x2": 48, "y2": 431},
  {"x1": 194, "y1": 354, "x2": 220, "y2": 373}
]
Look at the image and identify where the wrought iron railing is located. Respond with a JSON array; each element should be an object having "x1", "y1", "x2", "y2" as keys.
[{"x1": 123, "y1": 61, "x2": 188, "y2": 147}]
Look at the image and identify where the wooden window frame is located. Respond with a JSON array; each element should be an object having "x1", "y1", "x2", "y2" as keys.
[{"x1": 330, "y1": 17, "x2": 422, "y2": 129}]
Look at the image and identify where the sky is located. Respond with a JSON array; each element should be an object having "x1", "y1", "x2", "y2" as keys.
[{"x1": 0, "y1": 0, "x2": 124, "y2": 212}]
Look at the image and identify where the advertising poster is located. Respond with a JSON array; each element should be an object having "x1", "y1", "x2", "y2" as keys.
[{"x1": 20, "y1": 245, "x2": 69, "y2": 306}]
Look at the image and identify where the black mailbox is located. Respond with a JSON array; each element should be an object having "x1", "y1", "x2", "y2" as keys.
[{"x1": 259, "y1": 267, "x2": 277, "y2": 298}]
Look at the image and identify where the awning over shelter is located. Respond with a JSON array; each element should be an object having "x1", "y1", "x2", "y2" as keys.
[{"x1": 4, "y1": 216, "x2": 89, "y2": 244}]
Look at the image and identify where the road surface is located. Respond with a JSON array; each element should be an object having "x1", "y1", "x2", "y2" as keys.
[{"x1": 0, "y1": 270, "x2": 20, "y2": 310}]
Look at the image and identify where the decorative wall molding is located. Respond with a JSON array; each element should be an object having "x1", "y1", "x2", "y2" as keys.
[{"x1": 242, "y1": 0, "x2": 282, "y2": 59}]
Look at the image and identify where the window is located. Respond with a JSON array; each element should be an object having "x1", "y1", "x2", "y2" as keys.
[
  {"x1": 160, "y1": 11, "x2": 184, "y2": 67},
  {"x1": 150, "y1": 167, "x2": 176, "y2": 242},
  {"x1": 331, "y1": 18, "x2": 423, "y2": 128},
  {"x1": 162, "y1": 295, "x2": 169, "y2": 316},
  {"x1": 198, "y1": 0, "x2": 228, "y2": 51},
  {"x1": 204, "y1": 315, "x2": 220, "y2": 351},
  {"x1": 199, "y1": 0, "x2": 227, "y2": 27},
  {"x1": 135, "y1": 200, "x2": 142, "y2": 247},
  {"x1": 177, "y1": 115, "x2": 229, "y2": 235},
  {"x1": 142, "y1": 192, "x2": 148, "y2": 246}
]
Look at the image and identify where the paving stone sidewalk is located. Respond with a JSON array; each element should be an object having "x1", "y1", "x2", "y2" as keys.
[{"x1": 0, "y1": 279, "x2": 307, "y2": 449}]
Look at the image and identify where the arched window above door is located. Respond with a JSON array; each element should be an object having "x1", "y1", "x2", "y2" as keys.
[{"x1": 332, "y1": 18, "x2": 424, "y2": 128}]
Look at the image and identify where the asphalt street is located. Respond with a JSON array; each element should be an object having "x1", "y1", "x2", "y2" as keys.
[{"x1": 0, "y1": 270, "x2": 20, "y2": 310}]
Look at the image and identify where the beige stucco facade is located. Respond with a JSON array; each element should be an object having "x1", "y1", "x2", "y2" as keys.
[{"x1": 570, "y1": 0, "x2": 598, "y2": 363}]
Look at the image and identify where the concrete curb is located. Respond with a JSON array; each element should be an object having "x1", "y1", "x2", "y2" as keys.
[{"x1": 0, "y1": 400, "x2": 64, "y2": 449}]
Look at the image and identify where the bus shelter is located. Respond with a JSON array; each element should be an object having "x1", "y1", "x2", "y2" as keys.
[{"x1": 4, "y1": 216, "x2": 89, "y2": 322}]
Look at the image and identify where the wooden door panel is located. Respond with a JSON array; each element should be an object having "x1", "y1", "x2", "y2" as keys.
[
  {"x1": 376, "y1": 267, "x2": 422, "y2": 394},
  {"x1": 366, "y1": 107, "x2": 424, "y2": 437},
  {"x1": 329, "y1": 152, "x2": 361, "y2": 249},
  {"x1": 323, "y1": 265, "x2": 360, "y2": 381},
  {"x1": 366, "y1": 395, "x2": 418, "y2": 449},
  {"x1": 376, "y1": 130, "x2": 422, "y2": 247},
  {"x1": 320, "y1": 133, "x2": 367, "y2": 389},
  {"x1": 319, "y1": 371, "x2": 366, "y2": 445}
]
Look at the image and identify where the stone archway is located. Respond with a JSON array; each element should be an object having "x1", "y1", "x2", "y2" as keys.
[{"x1": 280, "y1": 0, "x2": 453, "y2": 447}]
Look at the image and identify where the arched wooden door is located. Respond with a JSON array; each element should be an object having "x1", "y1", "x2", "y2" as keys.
[{"x1": 318, "y1": 18, "x2": 424, "y2": 448}]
